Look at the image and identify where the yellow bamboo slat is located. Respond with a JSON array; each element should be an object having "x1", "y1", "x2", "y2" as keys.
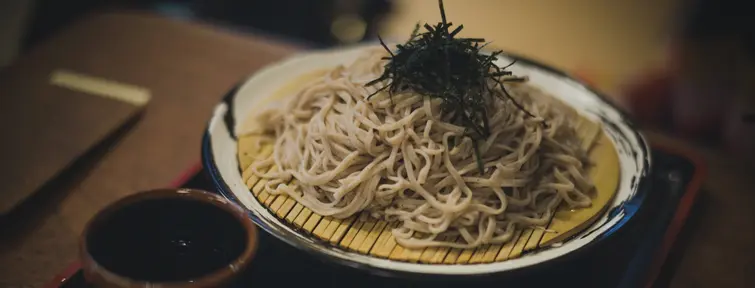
[
  {"x1": 526, "y1": 228, "x2": 546, "y2": 252},
  {"x1": 481, "y1": 244, "x2": 503, "y2": 263},
  {"x1": 426, "y1": 235, "x2": 458, "y2": 263},
  {"x1": 369, "y1": 222, "x2": 400, "y2": 258},
  {"x1": 388, "y1": 241, "x2": 407, "y2": 261},
  {"x1": 269, "y1": 195, "x2": 288, "y2": 213},
  {"x1": 454, "y1": 247, "x2": 476, "y2": 264},
  {"x1": 387, "y1": 234, "x2": 426, "y2": 262},
  {"x1": 495, "y1": 230, "x2": 523, "y2": 262},
  {"x1": 238, "y1": 129, "x2": 618, "y2": 264},
  {"x1": 468, "y1": 245, "x2": 490, "y2": 264},
  {"x1": 254, "y1": 172, "x2": 275, "y2": 202},
  {"x1": 419, "y1": 235, "x2": 449, "y2": 263},
  {"x1": 236, "y1": 72, "x2": 622, "y2": 265},
  {"x1": 442, "y1": 248, "x2": 462, "y2": 264},
  {"x1": 418, "y1": 246, "x2": 441, "y2": 263},
  {"x1": 276, "y1": 197, "x2": 298, "y2": 219},
  {"x1": 293, "y1": 208, "x2": 313, "y2": 228},
  {"x1": 250, "y1": 182, "x2": 265, "y2": 197},
  {"x1": 348, "y1": 217, "x2": 378, "y2": 251},
  {"x1": 400, "y1": 246, "x2": 425, "y2": 263},
  {"x1": 340, "y1": 214, "x2": 369, "y2": 247},
  {"x1": 250, "y1": 169, "x2": 277, "y2": 207},
  {"x1": 329, "y1": 216, "x2": 357, "y2": 245},
  {"x1": 285, "y1": 203, "x2": 304, "y2": 224},
  {"x1": 322, "y1": 218, "x2": 344, "y2": 237},
  {"x1": 357, "y1": 221, "x2": 388, "y2": 254},
  {"x1": 250, "y1": 166, "x2": 276, "y2": 196},
  {"x1": 302, "y1": 213, "x2": 322, "y2": 233},
  {"x1": 239, "y1": 144, "x2": 273, "y2": 181},
  {"x1": 242, "y1": 167, "x2": 259, "y2": 187},
  {"x1": 257, "y1": 191, "x2": 271, "y2": 204},
  {"x1": 247, "y1": 176, "x2": 261, "y2": 192},
  {"x1": 442, "y1": 238, "x2": 466, "y2": 264},
  {"x1": 509, "y1": 228, "x2": 534, "y2": 259},
  {"x1": 313, "y1": 217, "x2": 334, "y2": 240},
  {"x1": 263, "y1": 191, "x2": 278, "y2": 206}
]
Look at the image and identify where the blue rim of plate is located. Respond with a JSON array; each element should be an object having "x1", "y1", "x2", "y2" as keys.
[{"x1": 201, "y1": 47, "x2": 652, "y2": 277}]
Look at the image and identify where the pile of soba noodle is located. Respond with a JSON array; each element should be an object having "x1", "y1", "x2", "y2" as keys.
[{"x1": 244, "y1": 48, "x2": 594, "y2": 249}]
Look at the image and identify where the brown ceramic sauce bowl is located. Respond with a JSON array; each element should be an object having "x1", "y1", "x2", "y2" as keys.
[{"x1": 79, "y1": 189, "x2": 257, "y2": 287}]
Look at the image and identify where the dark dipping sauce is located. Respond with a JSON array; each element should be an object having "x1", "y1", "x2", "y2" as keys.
[{"x1": 86, "y1": 198, "x2": 248, "y2": 282}]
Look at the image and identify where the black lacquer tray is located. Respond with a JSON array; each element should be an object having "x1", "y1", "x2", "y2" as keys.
[{"x1": 48, "y1": 143, "x2": 704, "y2": 288}]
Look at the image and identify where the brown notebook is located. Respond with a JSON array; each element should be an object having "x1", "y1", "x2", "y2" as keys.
[{"x1": 0, "y1": 69, "x2": 149, "y2": 215}]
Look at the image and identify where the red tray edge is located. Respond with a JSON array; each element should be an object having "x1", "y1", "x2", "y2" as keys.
[
  {"x1": 41, "y1": 163, "x2": 204, "y2": 288},
  {"x1": 43, "y1": 143, "x2": 707, "y2": 288},
  {"x1": 643, "y1": 142, "x2": 707, "y2": 288}
]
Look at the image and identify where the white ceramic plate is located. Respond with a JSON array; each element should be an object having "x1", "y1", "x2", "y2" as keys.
[{"x1": 202, "y1": 45, "x2": 651, "y2": 276}]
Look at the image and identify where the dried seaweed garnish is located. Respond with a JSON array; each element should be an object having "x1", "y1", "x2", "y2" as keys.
[{"x1": 366, "y1": 0, "x2": 540, "y2": 173}]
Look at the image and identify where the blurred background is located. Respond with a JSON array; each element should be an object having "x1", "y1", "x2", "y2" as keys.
[
  {"x1": 0, "y1": 1, "x2": 753, "y2": 286},
  {"x1": 1, "y1": 0, "x2": 752, "y2": 155},
  {"x1": 2, "y1": 0, "x2": 679, "y2": 94}
]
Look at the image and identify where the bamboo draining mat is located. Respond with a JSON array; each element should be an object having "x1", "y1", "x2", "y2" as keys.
[{"x1": 236, "y1": 69, "x2": 620, "y2": 264}]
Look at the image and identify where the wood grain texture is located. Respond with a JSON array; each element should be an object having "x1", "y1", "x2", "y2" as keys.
[
  {"x1": 0, "y1": 68, "x2": 145, "y2": 215},
  {"x1": 0, "y1": 12, "x2": 298, "y2": 286}
]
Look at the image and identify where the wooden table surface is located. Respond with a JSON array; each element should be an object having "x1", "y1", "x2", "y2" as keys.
[
  {"x1": 0, "y1": 12, "x2": 753, "y2": 288},
  {"x1": 0, "y1": 12, "x2": 296, "y2": 287}
]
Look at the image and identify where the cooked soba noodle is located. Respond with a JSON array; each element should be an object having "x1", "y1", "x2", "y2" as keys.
[{"x1": 243, "y1": 49, "x2": 594, "y2": 249}]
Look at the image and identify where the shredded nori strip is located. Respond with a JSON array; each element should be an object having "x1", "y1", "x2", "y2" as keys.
[{"x1": 366, "y1": 0, "x2": 539, "y2": 173}]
